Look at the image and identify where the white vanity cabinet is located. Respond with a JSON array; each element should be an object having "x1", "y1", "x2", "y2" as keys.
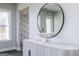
[
  {"x1": 23, "y1": 40, "x2": 48, "y2": 56},
  {"x1": 23, "y1": 40, "x2": 79, "y2": 56},
  {"x1": 23, "y1": 40, "x2": 64, "y2": 56}
]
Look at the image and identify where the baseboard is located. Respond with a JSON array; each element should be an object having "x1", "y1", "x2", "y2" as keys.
[
  {"x1": 16, "y1": 47, "x2": 21, "y2": 51},
  {"x1": 0, "y1": 47, "x2": 17, "y2": 52}
]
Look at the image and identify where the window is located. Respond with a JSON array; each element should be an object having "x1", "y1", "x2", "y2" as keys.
[
  {"x1": 46, "y1": 18, "x2": 51, "y2": 33},
  {"x1": 0, "y1": 10, "x2": 10, "y2": 40}
]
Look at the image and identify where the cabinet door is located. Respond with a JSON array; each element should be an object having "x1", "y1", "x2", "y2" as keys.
[
  {"x1": 29, "y1": 42, "x2": 37, "y2": 56},
  {"x1": 23, "y1": 42, "x2": 29, "y2": 56},
  {"x1": 35, "y1": 44, "x2": 49, "y2": 56},
  {"x1": 23, "y1": 42, "x2": 37, "y2": 56},
  {"x1": 36, "y1": 44, "x2": 45, "y2": 56}
]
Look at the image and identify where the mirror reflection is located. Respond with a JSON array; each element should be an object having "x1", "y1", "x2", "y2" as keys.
[{"x1": 37, "y1": 3, "x2": 64, "y2": 37}]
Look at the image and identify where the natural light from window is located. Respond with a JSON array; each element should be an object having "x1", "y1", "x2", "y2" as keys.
[{"x1": 0, "y1": 11, "x2": 10, "y2": 41}]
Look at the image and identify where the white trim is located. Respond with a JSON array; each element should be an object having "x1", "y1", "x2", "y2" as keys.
[
  {"x1": 16, "y1": 47, "x2": 21, "y2": 51},
  {"x1": 16, "y1": 8, "x2": 21, "y2": 50}
]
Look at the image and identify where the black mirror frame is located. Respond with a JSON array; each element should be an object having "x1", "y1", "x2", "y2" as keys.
[{"x1": 37, "y1": 3, "x2": 64, "y2": 38}]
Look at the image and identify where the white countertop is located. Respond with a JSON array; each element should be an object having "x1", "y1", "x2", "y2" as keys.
[{"x1": 23, "y1": 39, "x2": 79, "y2": 50}]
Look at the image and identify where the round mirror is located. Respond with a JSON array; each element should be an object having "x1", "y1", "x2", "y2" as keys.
[{"x1": 37, "y1": 3, "x2": 64, "y2": 37}]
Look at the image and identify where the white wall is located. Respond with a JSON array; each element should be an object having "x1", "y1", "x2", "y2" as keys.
[{"x1": 17, "y1": 3, "x2": 79, "y2": 46}]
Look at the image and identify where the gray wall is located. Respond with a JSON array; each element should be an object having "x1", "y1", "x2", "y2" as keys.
[{"x1": 0, "y1": 3, "x2": 17, "y2": 51}]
